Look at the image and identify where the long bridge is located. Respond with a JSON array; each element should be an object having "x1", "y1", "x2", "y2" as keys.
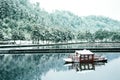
[{"x1": 0, "y1": 42, "x2": 120, "y2": 54}]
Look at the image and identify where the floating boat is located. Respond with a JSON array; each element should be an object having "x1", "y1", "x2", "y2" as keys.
[{"x1": 64, "y1": 49, "x2": 107, "y2": 63}]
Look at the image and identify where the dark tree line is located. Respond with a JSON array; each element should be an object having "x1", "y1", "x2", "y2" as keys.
[
  {"x1": 31, "y1": 27, "x2": 75, "y2": 44},
  {"x1": 77, "y1": 29, "x2": 120, "y2": 42}
]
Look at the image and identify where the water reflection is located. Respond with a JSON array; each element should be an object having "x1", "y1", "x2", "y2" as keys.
[
  {"x1": 0, "y1": 53, "x2": 68, "y2": 80},
  {"x1": 0, "y1": 53, "x2": 120, "y2": 80},
  {"x1": 64, "y1": 61, "x2": 107, "y2": 72},
  {"x1": 42, "y1": 53, "x2": 120, "y2": 80}
]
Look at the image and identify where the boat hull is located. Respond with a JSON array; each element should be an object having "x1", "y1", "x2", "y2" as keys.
[{"x1": 64, "y1": 58, "x2": 107, "y2": 63}]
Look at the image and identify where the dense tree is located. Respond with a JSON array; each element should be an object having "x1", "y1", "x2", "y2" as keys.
[
  {"x1": 11, "y1": 29, "x2": 25, "y2": 42},
  {"x1": 11, "y1": 30, "x2": 20, "y2": 42},
  {"x1": 94, "y1": 29, "x2": 105, "y2": 41},
  {"x1": 94, "y1": 29, "x2": 114, "y2": 42},
  {"x1": 111, "y1": 33, "x2": 120, "y2": 42},
  {"x1": 19, "y1": 31, "x2": 25, "y2": 40},
  {"x1": 77, "y1": 31, "x2": 93, "y2": 42},
  {"x1": 31, "y1": 26, "x2": 40, "y2": 44},
  {"x1": 0, "y1": 30, "x2": 4, "y2": 40},
  {"x1": 84, "y1": 31, "x2": 93, "y2": 42},
  {"x1": 50, "y1": 28, "x2": 62, "y2": 43},
  {"x1": 0, "y1": 0, "x2": 120, "y2": 44},
  {"x1": 77, "y1": 32, "x2": 85, "y2": 41},
  {"x1": 65, "y1": 30, "x2": 75, "y2": 42},
  {"x1": 44, "y1": 29, "x2": 52, "y2": 43}
]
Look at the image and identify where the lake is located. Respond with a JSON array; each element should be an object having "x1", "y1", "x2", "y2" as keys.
[{"x1": 0, "y1": 52, "x2": 120, "y2": 80}]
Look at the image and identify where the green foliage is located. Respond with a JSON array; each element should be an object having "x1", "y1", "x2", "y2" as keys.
[
  {"x1": 0, "y1": 30, "x2": 4, "y2": 40},
  {"x1": 94, "y1": 29, "x2": 105, "y2": 41},
  {"x1": 11, "y1": 30, "x2": 20, "y2": 41},
  {"x1": 83, "y1": 31, "x2": 93, "y2": 42},
  {"x1": 0, "y1": 0, "x2": 120, "y2": 43},
  {"x1": 11, "y1": 30, "x2": 25, "y2": 42},
  {"x1": 111, "y1": 33, "x2": 120, "y2": 42},
  {"x1": 94, "y1": 29, "x2": 112, "y2": 41}
]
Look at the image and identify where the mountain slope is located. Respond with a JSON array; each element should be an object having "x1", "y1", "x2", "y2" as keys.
[{"x1": 0, "y1": 0, "x2": 120, "y2": 41}]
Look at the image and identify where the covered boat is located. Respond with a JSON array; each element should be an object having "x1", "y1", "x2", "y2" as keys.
[{"x1": 64, "y1": 49, "x2": 107, "y2": 63}]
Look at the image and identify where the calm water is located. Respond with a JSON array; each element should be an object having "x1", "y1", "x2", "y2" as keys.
[{"x1": 0, "y1": 52, "x2": 120, "y2": 80}]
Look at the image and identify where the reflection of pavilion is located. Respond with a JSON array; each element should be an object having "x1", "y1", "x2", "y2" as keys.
[{"x1": 66, "y1": 62, "x2": 107, "y2": 72}]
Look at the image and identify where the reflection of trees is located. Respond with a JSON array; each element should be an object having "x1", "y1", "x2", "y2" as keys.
[
  {"x1": 0, "y1": 54, "x2": 68, "y2": 80},
  {"x1": 0, "y1": 53, "x2": 119, "y2": 80}
]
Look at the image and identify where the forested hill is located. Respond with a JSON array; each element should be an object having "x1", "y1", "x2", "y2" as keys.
[
  {"x1": 0, "y1": 0, "x2": 120, "y2": 42},
  {"x1": 50, "y1": 11, "x2": 120, "y2": 32}
]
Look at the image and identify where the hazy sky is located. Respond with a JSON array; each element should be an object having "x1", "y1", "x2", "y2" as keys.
[{"x1": 29, "y1": 0, "x2": 120, "y2": 21}]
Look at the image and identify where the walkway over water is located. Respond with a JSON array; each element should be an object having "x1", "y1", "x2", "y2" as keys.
[
  {"x1": 0, "y1": 42, "x2": 120, "y2": 48},
  {"x1": 0, "y1": 42, "x2": 120, "y2": 54}
]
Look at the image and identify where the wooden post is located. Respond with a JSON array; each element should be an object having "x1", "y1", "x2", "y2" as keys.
[
  {"x1": 92, "y1": 54, "x2": 94, "y2": 62},
  {"x1": 79, "y1": 55, "x2": 81, "y2": 62}
]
